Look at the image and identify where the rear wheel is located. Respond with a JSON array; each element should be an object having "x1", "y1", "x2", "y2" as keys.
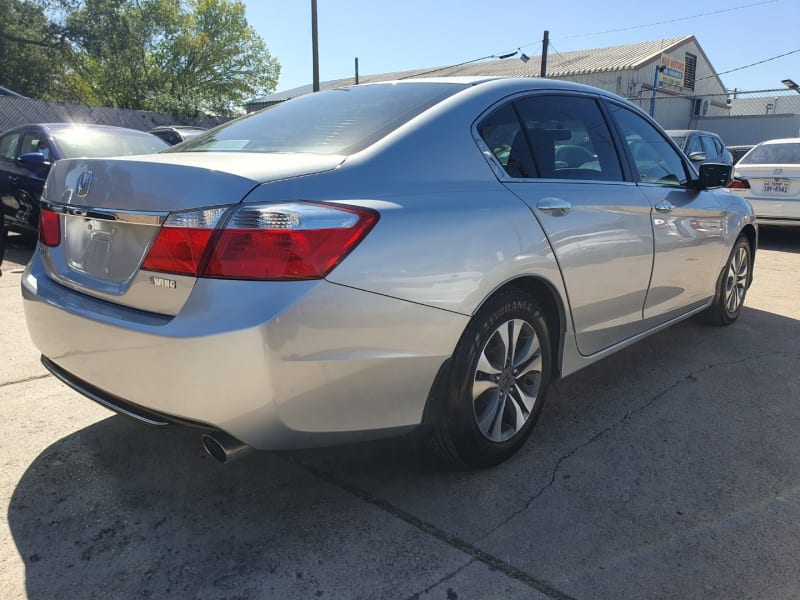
[
  {"x1": 0, "y1": 226, "x2": 6, "y2": 272},
  {"x1": 430, "y1": 289, "x2": 552, "y2": 468},
  {"x1": 701, "y1": 234, "x2": 752, "y2": 325}
]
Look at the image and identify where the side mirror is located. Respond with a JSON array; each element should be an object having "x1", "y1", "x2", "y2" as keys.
[
  {"x1": 687, "y1": 151, "x2": 707, "y2": 162},
  {"x1": 695, "y1": 162, "x2": 732, "y2": 189},
  {"x1": 16, "y1": 152, "x2": 50, "y2": 169}
]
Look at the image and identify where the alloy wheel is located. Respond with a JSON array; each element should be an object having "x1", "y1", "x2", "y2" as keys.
[
  {"x1": 724, "y1": 245, "x2": 749, "y2": 314},
  {"x1": 472, "y1": 318, "x2": 543, "y2": 443}
]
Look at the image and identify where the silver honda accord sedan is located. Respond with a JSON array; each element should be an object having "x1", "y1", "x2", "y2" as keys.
[{"x1": 22, "y1": 77, "x2": 756, "y2": 467}]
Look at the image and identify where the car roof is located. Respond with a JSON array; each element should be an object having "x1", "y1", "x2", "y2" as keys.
[
  {"x1": 664, "y1": 129, "x2": 719, "y2": 136},
  {"x1": 756, "y1": 137, "x2": 800, "y2": 145},
  {"x1": 7, "y1": 123, "x2": 153, "y2": 135},
  {"x1": 150, "y1": 125, "x2": 207, "y2": 132}
]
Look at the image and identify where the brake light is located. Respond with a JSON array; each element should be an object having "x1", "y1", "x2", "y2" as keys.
[
  {"x1": 727, "y1": 178, "x2": 750, "y2": 189},
  {"x1": 39, "y1": 208, "x2": 61, "y2": 247},
  {"x1": 141, "y1": 202, "x2": 378, "y2": 280}
]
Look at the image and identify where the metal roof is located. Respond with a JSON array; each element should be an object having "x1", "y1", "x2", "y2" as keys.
[{"x1": 248, "y1": 36, "x2": 692, "y2": 106}]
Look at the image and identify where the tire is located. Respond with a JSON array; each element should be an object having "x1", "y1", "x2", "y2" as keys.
[
  {"x1": 701, "y1": 234, "x2": 752, "y2": 326},
  {"x1": 430, "y1": 289, "x2": 552, "y2": 468},
  {"x1": 0, "y1": 225, "x2": 6, "y2": 271}
]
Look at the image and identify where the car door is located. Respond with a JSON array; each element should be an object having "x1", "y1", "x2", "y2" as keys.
[
  {"x1": 478, "y1": 93, "x2": 655, "y2": 356},
  {"x1": 0, "y1": 129, "x2": 23, "y2": 231},
  {"x1": 11, "y1": 128, "x2": 52, "y2": 234},
  {"x1": 606, "y1": 103, "x2": 729, "y2": 324},
  {"x1": 0, "y1": 127, "x2": 52, "y2": 235}
]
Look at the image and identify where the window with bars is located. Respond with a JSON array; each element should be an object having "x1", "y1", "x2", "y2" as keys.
[{"x1": 684, "y1": 53, "x2": 697, "y2": 91}]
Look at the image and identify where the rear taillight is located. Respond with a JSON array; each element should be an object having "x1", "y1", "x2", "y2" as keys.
[
  {"x1": 142, "y1": 202, "x2": 378, "y2": 280},
  {"x1": 727, "y1": 178, "x2": 750, "y2": 189},
  {"x1": 39, "y1": 208, "x2": 61, "y2": 247}
]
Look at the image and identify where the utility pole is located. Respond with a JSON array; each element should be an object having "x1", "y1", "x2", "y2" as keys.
[
  {"x1": 540, "y1": 30, "x2": 549, "y2": 78},
  {"x1": 355, "y1": 57, "x2": 359, "y2": 85},
  {"x1": 311, "y1": 0, "x2": 320, "y2": 92},
  {"x1": 649, "y1": 64, "x2": 666, "y2": 118}
]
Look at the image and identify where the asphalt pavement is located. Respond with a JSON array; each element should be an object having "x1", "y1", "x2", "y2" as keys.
[{"x1": 1, "y1": 228, "x2": 799, "y2": 600}]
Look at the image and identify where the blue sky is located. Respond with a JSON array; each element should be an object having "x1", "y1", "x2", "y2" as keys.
[{"x1": 243, "y1": 0, "x2": 798, "y2": 96}]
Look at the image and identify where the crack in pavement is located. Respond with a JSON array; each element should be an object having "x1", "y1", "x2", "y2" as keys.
[
  {"x1": 403, "y1": 558, "x2": 475, "y2": 600},
  {"x1": 478, "y1": 349, "x2": 800, "y2": 542},
  {"x1": 0, "y1": 373, "x2": 50, "y2": 389},
  {"x1": 287, "y1": 456, "x2": 578, "y2": 600}
]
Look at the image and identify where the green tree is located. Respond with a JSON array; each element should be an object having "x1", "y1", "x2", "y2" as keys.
[
  {"x1": 0, "y1": 0, "x2": 66, "y2": 98},
  {"x1": 2, "y1": 0, "x2": 280, "y2": 116}
]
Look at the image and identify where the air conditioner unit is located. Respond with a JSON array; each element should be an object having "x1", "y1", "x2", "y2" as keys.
[{"x1": 693, "y1": 98, "x2": 709, "y2": 116}]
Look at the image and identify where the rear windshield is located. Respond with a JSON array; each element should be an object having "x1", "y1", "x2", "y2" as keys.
[
  {"x1": 52, "y1": 128, "x2": 168, "y2": 158},
  {"x1": 739, "y1": 142, "x2": 800, "y2": 165},
  {"x1": 172, "y1": 82, "x2": 467, "y2": 155}
]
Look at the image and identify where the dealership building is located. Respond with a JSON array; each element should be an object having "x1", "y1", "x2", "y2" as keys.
[{"x1": 247, "y1": 35, "x2": 799, "y2": 145}]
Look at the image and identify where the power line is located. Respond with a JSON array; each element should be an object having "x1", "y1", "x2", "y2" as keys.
[
  {"x1": 561, "y1": 0, "x2": 777, "y2": 38},
  {"x1": 696, "y1": 47, "x2": 800, "y2": 82}
]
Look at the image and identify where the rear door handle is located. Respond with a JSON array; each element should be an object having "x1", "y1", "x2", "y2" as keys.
[
  {"x1": 536, "y1": 198, "x2": 572, "y2": 215},
  {"x1": 654, "y1": 201, "x2": 675, "y2": 213}
]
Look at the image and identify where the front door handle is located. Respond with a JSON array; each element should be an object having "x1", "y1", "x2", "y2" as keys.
[
  {"x1": 8, "y1": 175, "x2": 18, "y2": 183},
  {"x1": 654, "y1": 201, "x2": 675, "y2": 213},
  {"x1": 536, "y1": 198, "x2": 572, "y2": 215}
]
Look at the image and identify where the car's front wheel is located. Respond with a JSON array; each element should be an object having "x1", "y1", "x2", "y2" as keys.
[
  {"x1": 702, "y1": 234, "x2": 752, "y2": 325},
  {"x1": 431, "y1": 289, "x2": 552, "y2": 467}
]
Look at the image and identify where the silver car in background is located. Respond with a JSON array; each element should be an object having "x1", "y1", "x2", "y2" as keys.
[{"x1": 22, "y1": 78, "x2": 756, "y2": 467}]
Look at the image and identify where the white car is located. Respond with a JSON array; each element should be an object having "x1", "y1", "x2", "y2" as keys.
[{"x1": 729, "y1": 138, "x2": 800, "y2": 226}]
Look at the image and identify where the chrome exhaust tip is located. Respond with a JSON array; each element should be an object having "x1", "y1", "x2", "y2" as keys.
[{"x1": 201, "y1": 431, "x2": 253, "y2": 464}]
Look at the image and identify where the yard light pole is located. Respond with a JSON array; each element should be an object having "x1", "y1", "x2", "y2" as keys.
[
  {"x1": 781, "y1": 79, "x2": 800, "y2": 94},
  {"x1": 649, "y1": 64, "x2": 666, "y2": 118}
]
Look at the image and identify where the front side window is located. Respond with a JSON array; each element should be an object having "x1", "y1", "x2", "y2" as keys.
[
  {"x1": 19, "y1": 131, "x2": 46, "y2": 156},
  {"x1": 684, "y1": 135, "x2": 703, "y2": 155},
  {"x1": 610, "y1": 104, "x2": 690, "y2": 187}
]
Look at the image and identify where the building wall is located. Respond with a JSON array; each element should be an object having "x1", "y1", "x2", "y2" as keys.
[
  {"x1": 556, "y1": 39, "x2": 728, "y2": 130},
  {"x1": 695, "y1": 114, "x2": 800, "y2": 146}
]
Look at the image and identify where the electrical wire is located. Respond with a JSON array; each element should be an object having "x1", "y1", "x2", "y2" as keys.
[
  {"x1": 561, "y1": 0, "x2": 777, "y2": 38},
  {"x1": 696, "y1": 48, "x2": 800, "y2": 82}
]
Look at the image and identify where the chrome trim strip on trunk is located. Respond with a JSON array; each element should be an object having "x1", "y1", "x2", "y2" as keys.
[{"x1": 40, "y1": 200, "x2": 167, "y2": 226}]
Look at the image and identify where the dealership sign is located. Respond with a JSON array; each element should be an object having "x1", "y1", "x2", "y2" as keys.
[{"x1": 659, "y1": 54, "x2": 685, "y2": 88}]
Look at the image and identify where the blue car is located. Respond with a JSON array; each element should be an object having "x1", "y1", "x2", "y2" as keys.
[{"x1": 0, "y1": 123, "x2": 168, "y2": 240}]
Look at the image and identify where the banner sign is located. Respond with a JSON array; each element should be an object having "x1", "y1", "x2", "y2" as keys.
[{"x1": 659, "y1": 54, "x2": 685, "y2": 88}]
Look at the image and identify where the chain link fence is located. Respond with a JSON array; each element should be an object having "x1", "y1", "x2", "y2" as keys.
[{"x1": 0, "y1": 97, "x2": 229, "y2": 133}]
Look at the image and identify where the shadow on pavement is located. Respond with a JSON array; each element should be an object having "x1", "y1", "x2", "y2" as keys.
[
  {"x1": 2, "y1": 233, "x2": 35, "y2": 272},
  {"x1": 8, "y1": 303, "x2": 800, "y2": 599},
  {"x1": 758, "y1": 226, "x2": 800, "y2": 253}
]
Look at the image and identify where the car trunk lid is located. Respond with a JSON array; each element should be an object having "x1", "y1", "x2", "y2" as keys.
[{"x1": 40, "y1": 152, "x2": 344, "y2": 315}]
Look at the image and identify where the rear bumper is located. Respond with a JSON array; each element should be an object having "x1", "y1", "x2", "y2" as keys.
[
  {"x1": 746, "y1": 197, "x2": 800, "y2": 225},
  {"x1": 22, "y1": 251, "x2": 468, "y2": 450}
]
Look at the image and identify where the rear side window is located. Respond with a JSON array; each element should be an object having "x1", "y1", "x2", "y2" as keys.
[
  {"x1": 0, "y1": 132, "x2": 21, "y2": 160},
  {"x1": 175, "y1": 82, "x2": 467, "y2": 156},
  {"x1": 700, "y1": 135, "x2": 719, "y2": 157},
  {"x1": 478, "y1": 95, "x2": 623, "y2": 181},
  {"x1": 513, "y1": 95, "x2": 623, "y2": 181},
  {"x1": 477, "y1": 103, "x2": 533, "y2": 178},
  {"x1": 739, "y1": 142, "x2": 800, "y2": 165}
]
